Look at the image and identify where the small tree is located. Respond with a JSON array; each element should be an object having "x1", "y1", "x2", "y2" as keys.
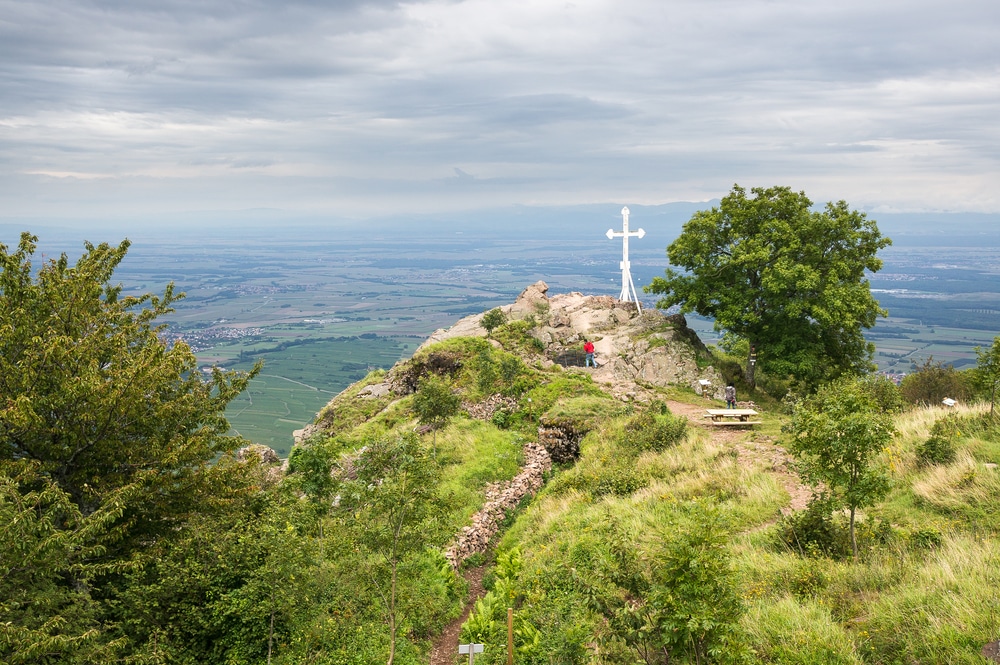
[
  {"x1": 900, "y1": 357, "x2": 972, "y2": 406},
  {"x1": 974, "y1": 336, "x2": 1000, "y2": 417},
  {"x1": 788, "y1": 378, "x2": 894, "y2": 559},
  {"x1": 337, "y1": 435, "x2": 441, "y2": 665},
  {"x1": 481, "y1": 308, "x2": 507, "y2": 338},
  {"x1": 413, "y1": 374, "x2": 460, "y2": 452}
]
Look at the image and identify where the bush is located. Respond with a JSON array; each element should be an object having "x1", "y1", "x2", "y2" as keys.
[
  {"x1": 620, "y1": 408, "x2": 688, "y2": 454},
  {"x1": 916, "y1": 415, "x2": 960, "y2": 466},
  {"x1": 776, "y1": 497, "x2": 851, "y2": 558},
  {"x1": 900, "y1": 357, "x2": 972, "y2": 405}
]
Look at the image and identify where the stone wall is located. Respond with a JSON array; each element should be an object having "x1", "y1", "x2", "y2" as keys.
[{"x1": 444, "y1": 441, "x2": 552, "y2": 569}]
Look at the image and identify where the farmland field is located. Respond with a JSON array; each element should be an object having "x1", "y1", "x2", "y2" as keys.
[{"x1": 6, "y1": 206, "x2": 999, "y2": 455}]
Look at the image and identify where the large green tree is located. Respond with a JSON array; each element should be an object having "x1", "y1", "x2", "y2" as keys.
[
  {"x1": 645, "y1": 185, "x2": 891, "y2": 388},
  {"x1": 0, "y1": 233, "x2": 262, "y2": 660},
  {"x1": 0, "y1": 234, "x2": 260, "y2": 540}
]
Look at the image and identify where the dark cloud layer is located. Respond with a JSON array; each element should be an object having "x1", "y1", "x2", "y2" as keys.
[{"x1": 2, "y1": 0, "x2": 999, "y2": 222}]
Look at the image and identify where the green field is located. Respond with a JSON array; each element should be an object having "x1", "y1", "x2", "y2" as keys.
[{"x1": 204, "y1": 335, "x2": 412, "y2": 454}]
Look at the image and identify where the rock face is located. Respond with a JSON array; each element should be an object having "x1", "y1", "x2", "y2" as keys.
[
  {"x1": 417, "y1": 281, "x2": 724, "y2": 400},
  {"x1": 537, "y1": 422, "x2": 583, "y2": 463}
]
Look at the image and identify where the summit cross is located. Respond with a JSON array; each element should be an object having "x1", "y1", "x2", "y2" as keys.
[{"x1": 606, "y1": 206, "x2": 646, "y2": 313}]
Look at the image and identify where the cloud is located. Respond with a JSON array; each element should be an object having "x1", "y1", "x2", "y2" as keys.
[{"x1": 1, "y1": 0, "x2": 999, "y2": 222}]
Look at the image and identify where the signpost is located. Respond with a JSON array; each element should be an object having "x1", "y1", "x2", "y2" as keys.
[
  {"x1": 606, "y1": 206, "x2": 646, "y2": 313},
  {"x1": 459, "y1": 643, "x2": 485, "y2": 665}
]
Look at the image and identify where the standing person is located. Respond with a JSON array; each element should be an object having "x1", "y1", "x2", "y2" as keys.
[
  {"x1": 725, "y1": 383, "x2": 737, "y2": 409},
  {"x1": 584, "y1": 339, "x2": 595, "y2": 367}
]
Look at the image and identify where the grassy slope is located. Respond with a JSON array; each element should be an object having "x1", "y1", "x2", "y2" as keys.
[
  {"x1": 462, "y1": 400, "x2": 1000, "y2": 664},
  {"x1": 300, "y1": 327, "x2": 1000, "y2": 663}
]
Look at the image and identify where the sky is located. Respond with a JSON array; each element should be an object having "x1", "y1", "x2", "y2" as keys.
[{"x1": 2, "y1": 0, "x2": 999, "y2": 227}]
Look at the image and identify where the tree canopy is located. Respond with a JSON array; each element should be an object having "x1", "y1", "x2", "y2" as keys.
[
  {"x1": 645, "y1": 185, "x2": 891, "y2": 388},
  {"x1": 0, "y1": 233, "x2": 262, "y2": 661}
]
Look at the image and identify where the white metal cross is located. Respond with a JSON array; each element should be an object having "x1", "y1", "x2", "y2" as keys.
[{"x1": 606, "y1": 206, "x2": 645, "y2": 313}]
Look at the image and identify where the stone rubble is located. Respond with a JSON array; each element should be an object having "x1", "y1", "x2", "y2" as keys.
[
  {"x1": 444, "y1": 441, "x2": 552, "y2": 569},
  {"x1": 462, "y1": 393, "x2": 519, "y2": 421}
]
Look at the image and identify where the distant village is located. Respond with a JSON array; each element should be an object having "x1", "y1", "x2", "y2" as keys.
[{"x1": 160, "y1": 325, "x2": 265, "y2": 353}]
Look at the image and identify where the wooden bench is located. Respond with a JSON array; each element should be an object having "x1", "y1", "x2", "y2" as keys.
[{"x1": 704, "y1": 408, "x2": 760, "y2": 427}]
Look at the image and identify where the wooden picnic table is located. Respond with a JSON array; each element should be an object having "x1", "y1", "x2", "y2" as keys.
[{"x1": 704, "y1": 408, "x2": 761, "y2": 426}]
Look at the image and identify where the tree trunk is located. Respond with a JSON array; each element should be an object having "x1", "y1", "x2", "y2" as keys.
[
  {"x1": 387, "y1": 560, "x2": 397, "y2": 665},
  {"x1": 745, "y1": 344, "x2": 757, "y2": 389},
  {"x1": 849, "y1": 505, "x2": 858, "y2": 560}
]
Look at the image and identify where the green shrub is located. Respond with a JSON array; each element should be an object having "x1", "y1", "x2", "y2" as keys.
[
  {"x1": 900, "y1": 357, "x2": 972, "y2": 405},
  {"x1": 776, "y1": 498, "x2": 851, "y2": 558},
  {"x1": 917, "y1": 414, "x2": 962, "y2": 466},
  {"x1": 620, "y1": 408, "x2": 687, "y2": 454}
]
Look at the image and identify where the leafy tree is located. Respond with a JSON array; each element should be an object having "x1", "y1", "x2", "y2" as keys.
[
  {"x1": 0, "y1": 233, "x2": 262, "y2": 552},
  {"x1": 0, "y1": 233, "x2": 262, "y2": 660},
  {"x1": 0, "y1": 460, "x2": 129, "y2": 664},
  {"x1": 899, "y1": 357, "x2": 972, "y2": 406},
  {"x1": 481, "y1": 307, "x2": 507, "y2": 338},
  {"x1": 413, "y1": 374, "x2": 460, "y2": 451},
  {"x1": 787, "y1": 378, "x2": 895, "y2": 558},
  {"x1": 337, "y1": 434, "x2": 442, "y2": 665},
  {"x1": 973, "y1": 336, "x2": 1000, "y2": 417},
  {"x1": 645, "y1": 185, "x2": 890, "y2": 389}
]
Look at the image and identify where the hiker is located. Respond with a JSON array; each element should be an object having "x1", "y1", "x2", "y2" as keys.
[
  {"x1": 724, "y1": 384, "x2": 737, "y2": 409},
  {"x1": 584, "y1": 339, "x2": 595, "y2": 367}
]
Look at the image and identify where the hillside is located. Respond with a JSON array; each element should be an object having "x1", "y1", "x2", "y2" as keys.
[{"x1": 286, "y1": 282, "x2": 1000, "y2": 665}]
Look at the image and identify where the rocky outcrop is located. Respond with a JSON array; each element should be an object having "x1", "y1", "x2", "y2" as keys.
[
  {"x1": 537, "y1": 422, "x2": 583, "y2": 463},
  {"x1": 237, "y1": 444, "x2": 280, "y2": 465},
  {"x1": 417, "y1": 283, "x2": 724, "y2": 401},
  {"x1": 444, "y1": 441, "x2": 552, "y2": 569}
]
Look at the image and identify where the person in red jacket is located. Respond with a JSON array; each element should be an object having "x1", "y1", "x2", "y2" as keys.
[{"x1": 584, "y1": 339, "x2": 595, "y2": 367}]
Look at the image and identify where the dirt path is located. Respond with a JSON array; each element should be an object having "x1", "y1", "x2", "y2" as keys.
[
  {"x1": 429, "y1": 565, "x2": 486, "y2": 665},
  {"x1": 665, "y1": 398, "x2": 810, "y2": 515}
]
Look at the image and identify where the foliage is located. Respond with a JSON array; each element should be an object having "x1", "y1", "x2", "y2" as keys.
[
  {"x1": 481, "y1": 308, "x2": 507, "y2": 337},
  {"x1": 413, "y1": 374, "x2": 460, "y2": 451},
  {"x1": 855, "y1": 373, "x2": 905, "y2": 414},
  {"x1": 619, "y1": 405, "x2": 688, "y2": 454},
  {"x1": 787, "y1": 377, "x2": 895, "y2": 558},
  {"x1": 521, "y1": 375, "x2": 608, "y2": 422},
  {"x1": 0, "y1": 233, "x2": 261, "y2": 552},
  {"x1": 973, "y1": 335, "x2": 1000, "y2": 416},
  {"x1": 645, "y1": 185, "x2": 890, "y2": 389},
  {"x1": 336, "y1": 434, "x2": 443, "y2": 665},
  {"x1": 492, "y1": 318, "x2": 546, "y2": 356},
  {"x1": 0, "y1": 234, "x2": 264, "y2": 662},
  {"x1": 916, "y1": 414, "x2": 961, "y2": 466},
  {"x1": 0, "y1": 461, "x2": 128, "y2": 664},
  {"x1": 582, "y1": 504, "x2": 748, "y2": 665},
  {"x1": 899, "y1": 357, "x2": 972, "y2": 406}
]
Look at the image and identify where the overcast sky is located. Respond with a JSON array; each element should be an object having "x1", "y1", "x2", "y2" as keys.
[{"x1": 2, "y1": 0, "x2": 999, "y2": 225}]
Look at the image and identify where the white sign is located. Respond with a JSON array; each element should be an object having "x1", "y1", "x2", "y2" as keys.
[{"x1": 459, "y1": 643, "x2": 485, "y2": 665}]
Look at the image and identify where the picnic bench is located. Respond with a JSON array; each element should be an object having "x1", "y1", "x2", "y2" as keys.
[{"x1": 704, "y1": 408, "x2": 761, "y2": 426}]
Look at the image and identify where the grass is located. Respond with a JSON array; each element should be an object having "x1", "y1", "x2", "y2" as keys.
[
  {"x1": 467, "y1": 394, "x2": 1000, "y2": 664},
  {"x1": 434, "y1": 418, "x2": 526, "y2": 534}
]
